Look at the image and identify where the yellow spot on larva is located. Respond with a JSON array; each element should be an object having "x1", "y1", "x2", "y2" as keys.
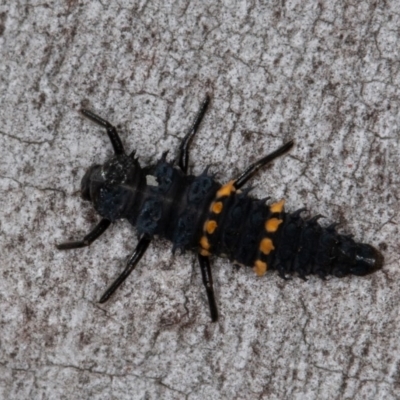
[
  {"x1": 200, "y1": 236, "x2": 210, "y2": 250},
  {"x1": 204, "y1": 220, "x2": 218, "y2": 234},
  {"x1": 200, "y1": 249, "x2": 211, "y2": 256},
  {"x1": 216, "y1": 180, "x2": 236, "y2": 198},
  {"x1": 211, "y1": 201, "x2": 223, "y2": 214},
  {"x1": 253, "y1": 260, "x2": 268, "y2": 276},
  {"x1": 265, "y1": 218, "x2": 283, "y2": 233},
  {"x1": 270, "y1": 199, "x2": 285, "y2": 213},
  {"x1": 260, "y1": 238, "x2": 275, "y2": 255}
]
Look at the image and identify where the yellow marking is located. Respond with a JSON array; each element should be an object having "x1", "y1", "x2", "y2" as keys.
[
  {"x1": 265, "y1": 218, "x2": 283, "y2": 233},
  {"x1": 200, "y1": 249, "x2": 211, "y2": 256},
  {"x1": 211, "y1": 201, "x2": 223, "y2": 214},
  {"x1": 253, "y1": 260, "x2": 268, "y2": 276},
  {"x1": 270, "y1": 199, "x2": 285, "y2": 213},
  {"x1": 216, "y1": 180, "x2": 236, "y2": 198},
  {"x1": 200, "y1": 236, "x2": 210, "y2": 250},
  {"x1": 204, "y1": 220, "x2": 218, "y2": 234},
  {"x1": 260, "y1": 238, "x2": 275, "y2": 255}
]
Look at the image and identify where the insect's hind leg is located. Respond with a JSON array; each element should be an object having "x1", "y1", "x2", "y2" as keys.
[
  {"x1": 198, "y1": 254, "x2": 218, "y2": 322},
  {"x1": 81, "y1": 109, "x2": 125, "y2": 155},
  {"x1": 56, "y1": 218, "x2": 111, "y2": 250},
  {"x1": 178, "y1": 95, "x2": 210, "y2": 173},
  {"x1": 234, "y1": 140, "x2": 294, "y2": 189},
  {"x1": 99, "y1": 236, "x2": 151, "y2": 303}
]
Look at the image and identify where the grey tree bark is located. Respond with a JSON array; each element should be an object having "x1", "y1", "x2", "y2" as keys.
[{"x1": 0, "y1": 1, "x2": 398, "y2": 399}]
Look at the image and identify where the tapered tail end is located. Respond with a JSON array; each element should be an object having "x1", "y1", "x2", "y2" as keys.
[{"x1": 349, "y1": 244, "x2": 384, "y2": 276}]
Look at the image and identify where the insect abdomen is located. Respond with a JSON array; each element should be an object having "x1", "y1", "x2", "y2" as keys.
[
  {"x1": 273, "y1": 210, "x2": 383, "y2": 279},
  {"x1": 197, "y1": 183, "x2": 283, "y2": 274},
  {"x1": 197, "y1": 187, "x2": 383, "y2": 279}
]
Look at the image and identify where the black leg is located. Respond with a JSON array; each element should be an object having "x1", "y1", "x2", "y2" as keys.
[
  {"x1": 56, "y1": 219, "x2": 111, "y2": 250},
  {"x1": 99, "y1": 236, "x2": 151, "y2": 303},
  {"x1": 198, "y1": 254, "x2": 218, "y2": 322},
  {"x1": 81, "y1": 109, "x2": 125, "y2": 155},
  {"x1": 234, "y1": 140, "x2": 294, "y2": 189},
  {"x1": 178, "y1": 95, "x2": 210, "y2": 173}
]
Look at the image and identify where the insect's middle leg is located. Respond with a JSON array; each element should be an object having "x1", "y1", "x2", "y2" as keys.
[
  {"x1": 178, "y1": 95, "x2": 210, "y2": 173},
  {"x1": 99, "y1": 236, "x2": 151, "y2": 303}
]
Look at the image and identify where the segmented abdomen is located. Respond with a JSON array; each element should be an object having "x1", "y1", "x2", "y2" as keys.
[{"x1": 198, "y1": 181, "x2": 383, "y2": 279}]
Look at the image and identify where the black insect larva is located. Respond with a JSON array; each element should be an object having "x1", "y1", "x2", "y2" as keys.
[{"x1": 56, "y1": 96, "x2": 384, "y2": 322}]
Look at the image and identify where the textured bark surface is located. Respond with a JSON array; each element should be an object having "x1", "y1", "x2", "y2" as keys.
[{"x1": 0, "y1": 1, "x2": 399, "y2": 399}]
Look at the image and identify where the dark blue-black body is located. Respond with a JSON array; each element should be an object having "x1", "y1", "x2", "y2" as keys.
[
  {"x1": 57, "y1": 97, "x2": 383, "y2": 322},
  {"x1": 82, "y1": 153, "x2": 220, "y2": 251}
]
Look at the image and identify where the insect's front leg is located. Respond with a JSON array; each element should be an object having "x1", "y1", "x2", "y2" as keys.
[
  {"x1": 81, "y1": 109, "x2": 125, "y2": 155},
  {"x1": 56, "y1": 218, "x2": 111, "y2": 250}
]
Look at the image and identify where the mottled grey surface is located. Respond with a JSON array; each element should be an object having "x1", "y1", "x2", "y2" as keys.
[{"x1": 0, "y1": 1, "x2": 399, "y2": 399}]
